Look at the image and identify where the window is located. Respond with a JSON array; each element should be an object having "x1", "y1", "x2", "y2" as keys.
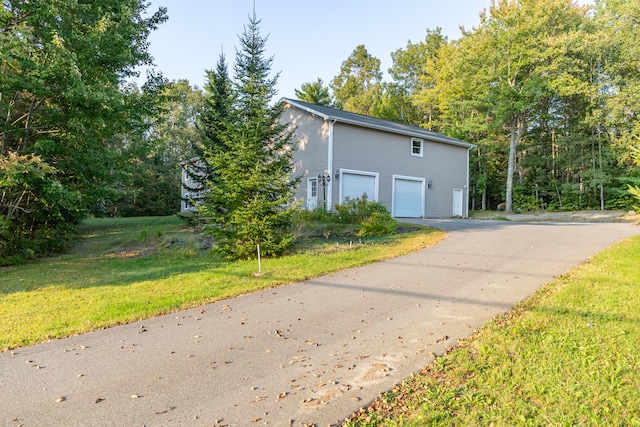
[
  {"x1": 411, "y1": 138, "x2": 423, "y2": 157},
  {"x1": 310, "y1": 179, "x2": 318, "y2": 198}
]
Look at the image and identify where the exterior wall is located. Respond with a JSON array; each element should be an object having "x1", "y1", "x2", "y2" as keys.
[
  {"x1": 281, "y1": 105, "x2": 330, "y2": 207},
  {"x1": 180, "y1": 104, "x2": 470, "y2": 217},
  {"x1": 180, "y1": 159, "x2": 205, "y2": 213},
  {"x1": 330, "y1": 123, "x2": 470, "y2": 217}
]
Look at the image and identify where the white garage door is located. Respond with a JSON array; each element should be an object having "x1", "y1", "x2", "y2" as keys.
[
  {"x1": 342, "y1": 172, "x2": 377, "y2": 202},
  {"x1": 393, "y1": 178, "x2": 423, "y2": 218}
]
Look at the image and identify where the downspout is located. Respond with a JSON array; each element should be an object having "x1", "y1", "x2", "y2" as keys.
[
  {"x1": 466, "y1": 146, "x2": 472, "y2": 217},
  {"x1": 326, "y1": 118, "x2": 337, "y2": 211}
]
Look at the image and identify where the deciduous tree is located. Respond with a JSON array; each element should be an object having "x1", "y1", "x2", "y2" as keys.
[{"x1": 0, "y1": 0, "x2": 167, "y2": 261}]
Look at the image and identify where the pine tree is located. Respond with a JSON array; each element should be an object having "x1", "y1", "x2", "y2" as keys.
[
  {"x1": 187, "y1": 53, "x2": 233, "y2": 208},
  {"x1": 200, "y1": 13, "x2": 299, "y2": 259}
]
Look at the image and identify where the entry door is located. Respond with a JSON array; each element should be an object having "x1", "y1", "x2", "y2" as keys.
[
  {"x1": 307, "y1": 178, "x2": 318, "y2": 210},
  {"x1": 453, "y1": 188, "x2": 464, "y2": 217}
]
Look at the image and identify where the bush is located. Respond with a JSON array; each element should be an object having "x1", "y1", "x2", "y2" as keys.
[
  {"x1": 291, "y1": 196, "x2": 397, "y2": 239},
  {"x1": 0, "y1": 153, "x2": 83, "y2": 265},
  {"x1": 357, "y1": 211, "x2": 398, "y2": 237},
  {"x1": 629, "y1": 185, "x2": 640, "y2": 212},
  {"x1": 334, "y1": 194, "x2": 389, "y2": 225}
]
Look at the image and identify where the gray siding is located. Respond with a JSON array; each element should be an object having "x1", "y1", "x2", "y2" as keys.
[
  {"x1": 331, "y1": 123, "x2": 469, "y2": 217},
  {"x1": 281, "y1": 105, "x2": 330, "y2": 206}
]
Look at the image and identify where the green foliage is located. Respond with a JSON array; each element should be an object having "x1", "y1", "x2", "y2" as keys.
[
  {"x1": 116, "y1": 80, "x2": 203, "y2": 217},
  {"x1": 291, "y1": 197, "x2": 397, "y2": 239},
  {"x1": 0, "y1": 0, "x2": 168, "y2": 251},
  {"x1": 628, "y1": 185, "x2": 640, "y2": 212},
  {"x1": 334, "y1": 194, "x2": 390, "y2": 225},
  {"x1": 294, "y1": 78, "x2": 333, "y2": 106},
  {"x1": 189, "y1": 53, "x2": 233, "y2": 206},
  {"x1": 357, "y1": 211, "x2": 398, "y2": 237},
  {"x1": 513, "y1": 186, "x2": 540, "y2": 213},
  {"x1": 330, "y1": 45, "x2": 383, "y2": 115},
  {"x1": 0, "y1": 153, "x2": 82, "y2": 264},
  {"x1": 198, "y1": 14, "x2": 299, "y2": 259},
  {"x1": 389, "y1": 28, "x2": 448, "y2": 126}
]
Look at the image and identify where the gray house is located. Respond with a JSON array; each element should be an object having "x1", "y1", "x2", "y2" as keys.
[{"x1": 281, "y1": 98, "x2": 474, "y2": 218}]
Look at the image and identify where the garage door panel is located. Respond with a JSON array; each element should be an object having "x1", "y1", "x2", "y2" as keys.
[
  {"x1": 393, "y1": 178, "x2": 423, "y2": 218},
  {"x1": 342, "y1": 173, "x2": 376, "y2": 202}
]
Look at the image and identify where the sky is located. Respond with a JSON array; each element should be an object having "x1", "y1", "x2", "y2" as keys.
[{"x1": 139, "y1": 0, "x2": 496, "y2": 98}]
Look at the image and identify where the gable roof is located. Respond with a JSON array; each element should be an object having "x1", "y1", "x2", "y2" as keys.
[{"x1": 282, "y1": 98, "x2": 475, "y2": 149}]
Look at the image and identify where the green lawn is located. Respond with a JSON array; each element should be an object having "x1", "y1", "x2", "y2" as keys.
[
  {"x1": 344, "y1": 234, "x2": 640, "y2": 426},
  {"x1": 0, "y1": 216, "x2": 444, "y2": 351}
]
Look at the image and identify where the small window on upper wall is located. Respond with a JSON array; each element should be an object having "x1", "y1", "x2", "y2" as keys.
[{"x1": 411, "y1": 138, "x2": 424, "y2": 157}]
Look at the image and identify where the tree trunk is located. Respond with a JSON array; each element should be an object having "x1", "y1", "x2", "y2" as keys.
[{"x1": 505, "y1": 113, "x2": 525, "y2": 213}]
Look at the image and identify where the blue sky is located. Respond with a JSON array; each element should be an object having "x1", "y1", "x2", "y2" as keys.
[
  {"x1": 140, "y1": 0, "x2": 496, "y2": 97},
  {"x1": 141, "y1": 1, "x2": 583, "y2": 98}
]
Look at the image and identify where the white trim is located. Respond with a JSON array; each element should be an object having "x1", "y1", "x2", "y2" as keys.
[
  {"x1": 410, "y1": 137, "x2": 424, "y2": 157},
  {"x1": 465, "y1": 148, "x2": 471, "y2": 217},
  {"x1": 338, "y1": 169, "x2": 379, "y2": 203},
  {"x1": 392, "y1": 175, "x2": 425, "y2": 218},
  {"x1": 282, "y1": 98, "x2": 476, "y2": 149},
  {"x1": 326, "y1": 119, "x2": 336, "y2": 210}
]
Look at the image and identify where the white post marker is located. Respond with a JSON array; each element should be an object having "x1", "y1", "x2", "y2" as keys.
[{"x1": 257, "y1": 244, "x2": 261, "y2": 273}]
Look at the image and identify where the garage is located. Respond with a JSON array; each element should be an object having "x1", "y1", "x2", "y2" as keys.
[
  {"x1": 393, "y1": 177, "x2": 424, "y2": 218},
  {"x1": 340, "y1": 171, "x2": 377, "y2": 203}
]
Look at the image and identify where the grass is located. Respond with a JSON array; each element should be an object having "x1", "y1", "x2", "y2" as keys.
[
  {"x1": 0, "y1": 215, "x2": 444, "y2": 351},
  {"x1": 343, "y1": 234, "x2": 640, "y2": 426}
]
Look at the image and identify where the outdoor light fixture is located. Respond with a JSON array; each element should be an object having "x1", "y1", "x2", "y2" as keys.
[
  {"x1": 318, "y1": 172, "x2": 331, "y2": 210},
  {"x1": 428, "y1": 179, "x2": 433, "y2": 188}
]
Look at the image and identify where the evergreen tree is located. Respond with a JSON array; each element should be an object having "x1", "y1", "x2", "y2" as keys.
[
  {"x1": 294, "y1": 78, "x2": 332, "y2": 106},
  {"x1": 200, "y1": 13, "x2": 299, "y2": 259},
  {"x1": 330, "y1": 45, "x2": 383, "y2": 115},
  {"x1": 189, "y1": 53, "x2": 233, "y2": 208}
]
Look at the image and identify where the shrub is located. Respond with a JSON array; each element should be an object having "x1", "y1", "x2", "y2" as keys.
[
  {"x1": 629, "y1": 185, "x2": 640, "y2": 212},
  {"x1": 357, "y1": 211, "x2": 398, "y2": 237},
  {"x1": 0, "y1": 153, "x2": 83, "y2": 265},
  {"x1": 334, "y1": 194, "x2": 389, "y2": 224},
  {"x1": 290, "y1": 196, "x2": 397, "y2": 239}
]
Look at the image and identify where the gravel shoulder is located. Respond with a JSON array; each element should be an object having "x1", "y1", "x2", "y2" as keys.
[{"x1": 470, "y1": 209, "x2": 640, "y2": 223}]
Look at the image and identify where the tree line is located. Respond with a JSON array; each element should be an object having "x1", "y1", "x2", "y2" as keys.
[
  {"x1": 2, "y1": 0, "x2": 639, "y2": 263},
  {"x1": 297, "y1": 0, "x2": 640, "y2": 214}
]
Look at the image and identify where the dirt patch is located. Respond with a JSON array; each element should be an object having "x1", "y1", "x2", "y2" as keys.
[
  {"x1": 360, "y1": 362, "x2": 393, "y2": 382},
  {"x1": 472, "y1": 210, "x2": 640, "y2": 224}
]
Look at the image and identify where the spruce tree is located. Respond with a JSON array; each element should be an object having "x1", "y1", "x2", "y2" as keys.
[
  {"x1": 188, "y1": 53, "x2": 233, "y2": 208},
  {"x1": 200, "y1": 13, "x2": 299, "y2": 259}
]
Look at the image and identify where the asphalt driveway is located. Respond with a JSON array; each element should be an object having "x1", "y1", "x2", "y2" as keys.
[{"x1": 2, "y1": 219, "x2": 638, "y2": 426}]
